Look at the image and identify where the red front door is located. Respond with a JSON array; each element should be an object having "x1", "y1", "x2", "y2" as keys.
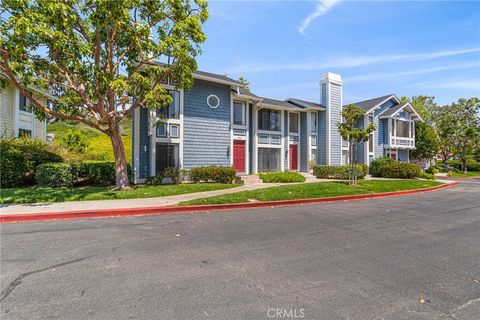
[
  {"x1": 289, "y1": 144, "x2": 298, "y2": 171},
  {"x1": 233, "y1": 140, "x2": 246, "y2": 172}
]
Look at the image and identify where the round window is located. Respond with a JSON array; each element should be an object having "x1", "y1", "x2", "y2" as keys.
[{"x1": 207, "y1": 94, "x2": 220, "y2": 109}]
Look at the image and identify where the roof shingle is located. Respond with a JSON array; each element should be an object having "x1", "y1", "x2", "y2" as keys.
[{"x1": 346, "y1": 94, "x2": 397, "y2": 111}]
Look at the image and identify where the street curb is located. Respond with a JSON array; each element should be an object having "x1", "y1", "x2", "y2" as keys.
[{"x1": 0, "y1": 181, "x2": 459, "y2": 224}]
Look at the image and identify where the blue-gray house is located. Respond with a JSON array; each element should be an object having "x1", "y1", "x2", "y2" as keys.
[{"x1": 132, "y1": 67, "x2": 422, "y2": 183}]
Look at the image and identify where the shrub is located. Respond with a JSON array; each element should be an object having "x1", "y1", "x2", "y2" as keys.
[
  {"x1": 69, "y1": 162, "x2": 132, "y2": 185},
  {"x1": 189, "y1": 166, "x2": 236, "y2": 184},
  {"x1": 419, "y1": 172, "x2": 436, "y2": 180},
  {"x1": 369, "y1": 157, "x2": 395, "y2": 177},
  {"x1": 313, "y1": 165, "x2": 368, "y2": 180},
  {"x1": 163, "y1": 167, "x2": 184, "y2": 184},
  {"x1": 259, "y1": 171, "x2": 306, "y2": 183},
  {"x1": 35, "y1": 163, "x2": 73, "y2": 187},
  {"x1": 59, "y1": 130, "x2": 89, "y2": 153},
  {"x1": 145, "y1": 174, "x2": 164, "y2": 185},
  {"x1": 0, "y1": 140, "x2": 28, "y2": 188},
  {"x1": 425, "y1": 165, "x2": 441, "y2": 174},
  {"x1": 380, "y1": 162, "x2": 422, "y2": 179},
  {"x1": 444, "y1": 160, "x2": 480, "y2": 171},
  {"x1": 0, "y1": 138, "x2": 63, "y2": 187}
]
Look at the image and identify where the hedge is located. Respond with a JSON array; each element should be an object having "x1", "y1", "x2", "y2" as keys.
[
  {"x1": 313, "y1": 164, "x2": 368, "y2": 180},
  {"x1": 259, "y1": 171, "x2": 306, "y2": 183},
  {"x1": 35, "y1": 163, "x2": 73, "y2": 187},
  {"x1": 70, "y1": 161, "x2": 132, "y2": 185},
  {"x1": 0, "y1": 138, "x2": 63, "y2": 188},
  {"x1": 369, "y1": 157, "x2": 396, "y2": 177},
  {"x1": 145, "y1": 167, "x2": 184, "y2": 185},
  {"x1": 189, "y1": 166, "x2": 236, "y2": 184},
  {"x1": 443, "y1": 160, "x2": 480, "y2": 171},
  {"x1": 380, "y1": 162, "x2": 422, "y2": 179}
]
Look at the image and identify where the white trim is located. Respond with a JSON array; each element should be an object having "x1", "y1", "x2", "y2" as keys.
[
  {"x1": 193, "y1": 74, "x2": 242, "y2": 87},
  {"x1": 379, "y1": 102, "x2": 423, "y2": 122},
  {"x1": 232, "y1": 100, "x2": 247, "y2": 128},
  {"x1": 207, "y1": 94, "x2": 220, "y2": 109}
]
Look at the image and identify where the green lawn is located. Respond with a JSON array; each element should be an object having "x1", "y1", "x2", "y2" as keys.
[
  {"x1": 450, "y1": 171, "x2": 480, "y2": 177},
  {"x1": 179, "y1": 180, "x2": 442, "y2": 206},
  {"x1": 0, "y1": 184, "x2": 238, "y2": 204}
]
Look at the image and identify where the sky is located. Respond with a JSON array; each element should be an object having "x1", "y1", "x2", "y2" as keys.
[{"x1": 195, "y1": 0, "x2": 480, "y2": 105}]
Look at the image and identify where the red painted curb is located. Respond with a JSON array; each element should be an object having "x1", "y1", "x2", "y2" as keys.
[{"x1": 0, "y1": 181, "x2": 459, "y2": 224}]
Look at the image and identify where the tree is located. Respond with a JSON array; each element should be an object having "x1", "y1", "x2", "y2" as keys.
[
  {"x1": 410, "y1": 122, "x2": 440, "y2": 162},
  {"x1": 410, "y1": 95, "x2": 438, "y2": 122},
  {"x1": 432, "y1": 98, "x2": 480, "y2": 172},
  {"x1": 59, "y1": 130, "x2": 90, "y2": 153},
  {"x1": 0, "y1": 0, "x2": 208, "y2": 189},
  {"x1": 337, "y1": 104, "x2": 376, "y2": 185},
  {"x1": 238, "y1": 76, "x2": 250, "y2": 90}
]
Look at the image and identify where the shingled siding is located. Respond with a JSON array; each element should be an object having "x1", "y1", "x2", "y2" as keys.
[
  {"x1": 183, "y1": 80, "x2": 231, "y2": 169},
  {"x1": 300, "y1": 112, "x2": 308, "y2": 171},
  {"x1": 138, "y1": 107, "x2": 150, "y2": 179},
  {"x1": 329, "y1": 84, "x2": 342, "y2": 165},
  {"x1": 284, "y1": 111, "x2": 289, "y2": 170},
  {"x1": 355, "y1": 117, "x2": 365, "y2": 164},
  {"x1": 318, "y1": 83, "x2": 327, "y2": 165},
  {"x1": 374, "y1": 99, "x2": 396, "y2": 159}
]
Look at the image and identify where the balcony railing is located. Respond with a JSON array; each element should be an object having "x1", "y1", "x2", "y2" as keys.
[{"x1": 390, "y1": 136, "x2": 415, "y2": 148}]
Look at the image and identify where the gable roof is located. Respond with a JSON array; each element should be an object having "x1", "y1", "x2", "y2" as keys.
[
  {"x1": 259, "y1": 97, "x2": 302, "y2": 109},
  {"x1": 286, "y1": 98, "x2": 326, "y2": 111},
  {"x1": 347, "y1": 94, "x2": 399, "y2": 112},
  {"x1": 142, "y1": 61, "x2": 242, "y2": 86},
  {"x1": 232, "y1": 87, "x2": 262, "y2": 101},
  {"x1": 379, "y1": 102, "x2": 423, "y2": 121}
]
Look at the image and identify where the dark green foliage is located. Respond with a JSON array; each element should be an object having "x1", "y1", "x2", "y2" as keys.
[
  {"x1": 444, "y1": 160, "x2": 480, "y2": 171},
  {"x1": 0, "y1": 138, "x2": 63, "y2": 187},
  {"x1": 189, "y1": 166, "x2": 236, "y2": 184},
  {"x1": 380, "y1": 163, "x2": 422, "y2": 179},
  {"x1": 259, "y1": 171, "x2": 306, "y2": 183},
  {"x1": 313, "y1": 165, "x2": 368, "y2": 180},
  {"x1": 0, "y1": 140, "x2": 27, "y2": 188},
  {"x1": 35, "y1": 163, "x2": 73, "y2": 187},
  {"x1": 163, "y1": 167, "x2": 184, "y2": 184},
  {"x1": 70, "y1": 162, "x2": 132, "y2": 186},
  {"x1": 59, "y1": 129, "x2": 89, "y2": 153},
  {"x1": 145, "y1": 175, "x2": 164, "y2": 186},
  {"x1": 369, "y1": 157, "x2": 396, "y2": 177}
]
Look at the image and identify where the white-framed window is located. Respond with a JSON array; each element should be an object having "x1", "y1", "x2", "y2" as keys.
[
  {"x1": 158, "y1": 90, "x2": 180, "y2": 119},
  {"x1": 207, "y1": 94, "x2": 220, "y2": 109},
  {"x1": 233, "y1": 101, "x2": 246, "y2": 126},
  {"x1": 258, "y1": 108, "x2": 281, "y2": 131},
  {"x1": 156, "y1": 124, "x2": 167, "y2": 137},
  {"x1": 169, "y1": 124, "x2": 179, "y2": 138},
  {"x1": 19, "y1": 92, "x2": 32, "y2": 113},
  {"x1": 289, "y1": 113, "x2": 299, "y2": 133},
  {"x1": 311, "y1": 112, "x2": 317, "y2": 133},
  {"x1": 368, "y1": 133, "x2": 374, "y2": 153}
]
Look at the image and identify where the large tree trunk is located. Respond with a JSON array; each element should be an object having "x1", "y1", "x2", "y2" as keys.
[{"x1": 109, "y1": 122, "x2": 130, "y2": 189}]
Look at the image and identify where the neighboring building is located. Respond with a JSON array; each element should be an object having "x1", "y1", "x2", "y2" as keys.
[
  {"x1": 132, "y1": 66, "x2": 422, "y2": 183},
  {"x1": 0, "y1": 81, "x2": 47, "y2": 140}
]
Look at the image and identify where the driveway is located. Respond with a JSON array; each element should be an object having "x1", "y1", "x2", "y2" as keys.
[{"x1": 1, "y1": 181, "x2": 479, "y2": 320}]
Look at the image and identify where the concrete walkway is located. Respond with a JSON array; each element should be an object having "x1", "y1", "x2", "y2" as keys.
[{"x1": 0, "y1": 177, "x2": 447, "y2": 215}]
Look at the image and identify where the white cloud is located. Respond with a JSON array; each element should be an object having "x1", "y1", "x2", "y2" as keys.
[
  {"x1": 344, "y1": 61, "x2": 480, "y2": 82},
  {"x1": 413, "y1": 78, "x2": 480, "y2": 91},
  {"x1": 298, "y1": 0, "x2": 344, "y2": 34},
  {"x1": 225, "y1": 47, "x2": 480, "y2": 74}
]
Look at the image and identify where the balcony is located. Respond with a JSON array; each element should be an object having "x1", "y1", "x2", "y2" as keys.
[{"x1": 389, "y1": 136, "x2": 415, "y2": 149}]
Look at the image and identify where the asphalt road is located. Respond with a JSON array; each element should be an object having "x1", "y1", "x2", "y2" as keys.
[{"x1": 1, "y1": 180, "x2": 479, "y2": 320}]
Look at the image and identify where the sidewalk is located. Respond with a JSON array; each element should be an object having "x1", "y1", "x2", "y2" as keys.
[{"x1": 0, "y1": 177, "x2": 450, "y2": 216}]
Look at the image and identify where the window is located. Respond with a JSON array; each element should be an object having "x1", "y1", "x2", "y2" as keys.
[
  {"x1": 19, "y1": 92, "x2": 31, "y2": 112},
  {"x1": 158, "y1": 90, "x2": 180, "y2": 119},
  {"x1": 368, "y1": 115, "x2": 374, "y2": 124},
  {"x1": 258, "y1": 109, "x2": 280, "y2": 131},
  {"x1": 270, "y1": 135, "x2": 281, "y2": 145},
  {"x1": 391, "y1": 119, "x2": 395, "y2": 135},
  {"x1": 156, "y1": 124, "x2": 167, "y2": 137},
  {"x1": 233, "y1": 101, "x2": 246, "y2": 126},
  {"x1": 169, "y1": 124, "x2": 179, "y2": 138},
  {"x1": 342, "y1": 150, "x2": 349, "y2": 165},
  {"x1": 258, "y1": 148, "x2": 281, "y2": 172},
  {"x1": 289, "y1": 113, "x2": 299, "y2": 133},
  {"x1": 368, "y1": 133, "x2": 374, "y2": 153},
  {"x1": 396, "y1": 120, "x2": 410, "y2": 138},
  {"x1": 311, "y1": 112, "x2": 317, "y2": 132},
  {"x1": 156, "y1": 143, "x2": 179, "y2": 175},
  {"x1": 18, "y1": 129, "x2": 32, "y2": 138}
]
